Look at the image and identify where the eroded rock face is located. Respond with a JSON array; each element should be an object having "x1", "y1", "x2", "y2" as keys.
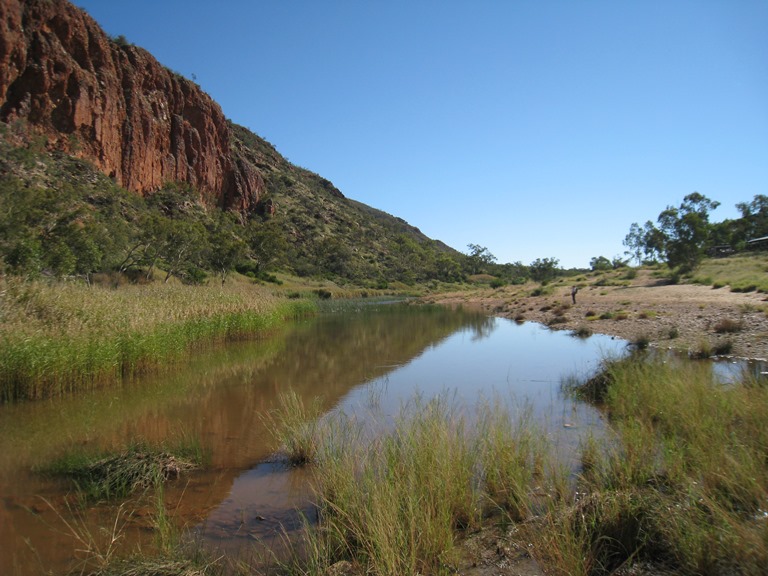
[{"x1": 0, "y1": 0, "x2": 263, "y2": 210}]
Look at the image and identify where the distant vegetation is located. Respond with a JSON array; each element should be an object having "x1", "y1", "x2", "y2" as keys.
[
  {"x1": 623, "y1": 192, "x2": 768, "y2": 274},
  {"x1": 1, "y1": 123, "x2": 766, "y2": 291}
]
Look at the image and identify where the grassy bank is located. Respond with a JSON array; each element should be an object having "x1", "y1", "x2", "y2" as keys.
[
  {"x1": 266, "y1": 357, "x2": 767, "y2": 576},
  {"x1": 691, "y1": 253, "x2": 768, "y2": 292},
  {"x1": 56, "y1": 355, "x2": 767, "y2": 575},
  {"x1": 0, "y1": 277, "x2": 316, "y2": 401}
]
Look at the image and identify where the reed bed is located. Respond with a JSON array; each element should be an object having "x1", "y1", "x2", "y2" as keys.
[
  {"x1": 271, "y1": 393, "x2": 548, "y2": 575},
  {"x1": 0, "y1": 277, "x2": 316, "y2": 401},
  {"x1": 546, "y1": 354, "x2": 768, "y2": 575},
  {"x1": 268, "y1": 356, "x2": 768, "y2": 576}
]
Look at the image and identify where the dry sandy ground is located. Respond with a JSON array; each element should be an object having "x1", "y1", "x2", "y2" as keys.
[{"x1": 425, "y1": 270, "x2": 768, "y2": 362}]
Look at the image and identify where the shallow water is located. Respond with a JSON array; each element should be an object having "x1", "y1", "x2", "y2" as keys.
[{"x1": 2, "y1": 303, "x2": 757, "y2": 574}]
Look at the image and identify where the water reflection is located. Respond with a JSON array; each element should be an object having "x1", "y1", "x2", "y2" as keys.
[
  {"x1": 2, "y1": 304, "x2": 761, "y2": 575},
  {"x1": 0, "y1": 304, "x2": 486, "y2": 575}
]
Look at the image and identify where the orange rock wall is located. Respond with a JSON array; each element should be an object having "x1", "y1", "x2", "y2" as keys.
[{"x1": 0, "y1": 0, "x2": 263, "y2": 210}]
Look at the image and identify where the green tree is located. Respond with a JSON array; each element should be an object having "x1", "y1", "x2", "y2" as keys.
[
  {"x1": 465, "y1": 244, "x2": 497, "y2": 274},
  {"x1": 529, "y1": 257, "x2": 560, "y2": 283},
  {"x1": 658, "y1": 192, "x2": 720, "y2": 272},
  {"x1": 207, "y1": 213, "x2": 248, "y2": 284},
  {"x1": 589, "y1": 255, "x2": 612, "y2": 271},
  {"x1": 623, "y1": 221, "x2": 666, "y2": 265},
  {"x1": 624, "y1": 193, "x2": 720, "y2": 272},
  {"x1": 247, "y1": 219, "x2": 288, "y2": 273},
  {"x1": 434, "y1": 253, "x2": 463, "y2": 282},
  {"x1": 736, "y1": 194, "x2": 768, "y2": 240}
]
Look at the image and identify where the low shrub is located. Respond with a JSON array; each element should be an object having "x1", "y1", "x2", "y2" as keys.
[
  {"x1": 572, "y1": 326, "x2": 593, "y2": 338},
  {"x1": 631, "y1": 335, "x2": 651, "y2": 349},
  {"x1": 713, "y1": 318, "x2": 743, "y2": 333},
  {"x1": 712, "y1": 340, "x2": 733, "y2": 356}
]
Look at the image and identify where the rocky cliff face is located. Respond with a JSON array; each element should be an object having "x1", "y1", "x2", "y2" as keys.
[{"x1": 0, "y1": 0, "x2": 263, "y2": 210}]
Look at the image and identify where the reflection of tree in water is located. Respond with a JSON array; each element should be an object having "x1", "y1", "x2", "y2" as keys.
[{"x1": 466, "y1": 314, "x2": 498, "y2": 341}]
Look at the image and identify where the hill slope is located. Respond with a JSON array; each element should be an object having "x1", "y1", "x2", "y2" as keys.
[{"x1": 0, "y1": 0, "x2": 463, "y2": 284}]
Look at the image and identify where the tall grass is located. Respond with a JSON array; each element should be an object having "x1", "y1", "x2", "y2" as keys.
[
  {"x1": 271, "y1": 392, "x2": 548, "y2": 575},
  {"x1": 263, "y1": 390, "x2": 325, "y2": 466},
  {"x1": 547, "y1": 354, "x2": 768, "y2": 575},
  {"x1": 272, "y1": 357, "x2": 768, "y2": 576},
  {"x1": 0, "y1": 278, "x2": 316, "y2": 401}
]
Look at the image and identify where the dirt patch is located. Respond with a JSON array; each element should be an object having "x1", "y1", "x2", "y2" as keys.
[{"x1": 425, "y1": 270, "x2": 768, "y2": 361}]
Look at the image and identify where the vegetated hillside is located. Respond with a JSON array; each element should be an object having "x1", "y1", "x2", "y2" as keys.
[
  {"x1": 0, "y1": 0, "x2": 465, "y2": 285},
  {"x1": 0, "y1": 128, "x2": 465, "y2": 285},
  {"x1": 229, "y1": 124, "x2": 462, "y2": 283}
]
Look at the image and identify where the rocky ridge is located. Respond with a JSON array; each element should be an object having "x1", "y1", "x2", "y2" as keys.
[{"x1": 0, "y1": 0, "x2": 262, "y2": 210}]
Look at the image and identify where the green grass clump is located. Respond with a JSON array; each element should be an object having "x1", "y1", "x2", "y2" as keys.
[
  {"x1": 477, "y1": 401, "x2": 542, "y2": 521},
  {"x1": 571, "y1": 325, "x2": 593, "y2": 338},
  {"x1": 0, "y1": 278, "x2": 316, "y2": 402},
  {"x1": 550, "y1": 355, "x2": 768, "y2": 575},
  {"x1": 313, "y1": 395, "x2": 482, "y2": 574},
  {"x1": 263, "y1": 390, "x2": 325, "y2": 465},
  {"x1": 273, "y1": 393, "x2": 545, "y2": 575},
  {"x1": 713, "y1": 318, "x2": 743, "y2": 333},
  {"x1": 39, "y1": 441, "x2": 202, "y2": 501}
]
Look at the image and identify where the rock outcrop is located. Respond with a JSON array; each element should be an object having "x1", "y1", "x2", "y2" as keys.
[{"x1": 0, "y1": 0, "x2": 263, "y2": 210}]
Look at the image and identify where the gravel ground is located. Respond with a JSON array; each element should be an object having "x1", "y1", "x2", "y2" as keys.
[{"x1": 425, "y1": 270, "x2": 768, "y2": 362}]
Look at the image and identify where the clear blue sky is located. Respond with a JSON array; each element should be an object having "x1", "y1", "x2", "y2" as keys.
[{"x1": 76, "y1": 0, "x2": 767, "y2": 268}]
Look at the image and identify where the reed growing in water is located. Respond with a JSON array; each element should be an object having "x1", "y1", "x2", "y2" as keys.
[
  {"x1": 0, "y1": 277, "x2": 315, "y2": 401},
  {"x1": 539, "y1": 354, "x2": 768, "y2": 576},
  {"x1": 271, "y1": 392, "x2": 548, "y2": 575},
  {"x1": 270, "y1": 356, "x2": 768, "y2": 576}
]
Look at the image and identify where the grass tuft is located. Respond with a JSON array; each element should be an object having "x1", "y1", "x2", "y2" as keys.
[
  {"x1": 713, "y1": 318, "x2": 743, "y2": 333},
  {"x1": 263, "y1": 390, "x2": 325, "y2": 466},
  {"x1": 39, "y1": 443, "x2": 200, "y2": 501}
]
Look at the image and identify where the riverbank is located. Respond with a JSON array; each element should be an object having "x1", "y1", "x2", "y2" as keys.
[
  {"x1": 423, "y1": 268, "x2": 768, "y2": 361},
  {"x1": 0, "y1": 278, "x2": 316, "y2": 401}
]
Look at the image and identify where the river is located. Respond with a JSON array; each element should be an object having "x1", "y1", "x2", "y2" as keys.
[{"x1": 0, "y1": 302, "x2": 707, "y2": 574}]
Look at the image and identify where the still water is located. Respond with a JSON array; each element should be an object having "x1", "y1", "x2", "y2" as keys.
[{"x1": 0, "y1": 304, "x2": 638, "y2": 574}]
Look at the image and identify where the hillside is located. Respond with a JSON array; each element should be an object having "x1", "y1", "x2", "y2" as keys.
[{"x1": 0, "y1": 0, "x2": 464, "y2": 285}]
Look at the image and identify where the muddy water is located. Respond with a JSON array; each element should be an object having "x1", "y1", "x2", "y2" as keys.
[{"x1": 0, "y1": 304, "x2": 626, "y2": 575}]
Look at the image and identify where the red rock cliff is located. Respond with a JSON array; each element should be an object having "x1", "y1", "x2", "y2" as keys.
[{"x1": 0, "y1": 0, "x2": 263, "y2": 210}]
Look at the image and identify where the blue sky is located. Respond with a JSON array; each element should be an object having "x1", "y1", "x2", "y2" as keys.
[{"x1": 76, "y1": 1, "x2": 767, "y2": 268}]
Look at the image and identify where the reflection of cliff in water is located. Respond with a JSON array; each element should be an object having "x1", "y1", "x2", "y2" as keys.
[{"x1": 0, "y1": 304, "x2": 488, "y2": 576}]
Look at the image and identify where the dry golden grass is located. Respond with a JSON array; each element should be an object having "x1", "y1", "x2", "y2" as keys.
[{"x1": 0, "y1": 277, "x2": 315, "y2": 401}]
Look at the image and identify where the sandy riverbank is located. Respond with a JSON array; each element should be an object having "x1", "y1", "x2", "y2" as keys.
[{"x1": 424, "y1": 270, "x2": 768, "y2": 362}]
